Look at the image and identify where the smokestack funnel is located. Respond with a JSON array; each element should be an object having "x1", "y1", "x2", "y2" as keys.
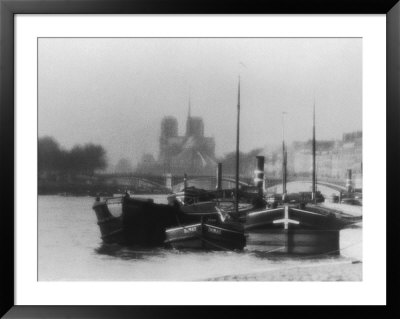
[
  {"x1": 216, "y1": 163, "x2": 222, "y2": 191},
  {"x1": 165, "y1": 173, "x2": 172, "y2": 191},
  {"x1": 346, "y1": 169, "x2": 353, "y2": 193},
  {"x1": 183, "y1": 173, "x2": 188, "y2": 191},
  {"x1": 254, "y1": 156, "x2": 265, "y2": 197}
]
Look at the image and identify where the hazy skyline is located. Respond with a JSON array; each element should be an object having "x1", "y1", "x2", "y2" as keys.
[{"x1": 38, "y1": 38, "x2": 362, "y2": 168}]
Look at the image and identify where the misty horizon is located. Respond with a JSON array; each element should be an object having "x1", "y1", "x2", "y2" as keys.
[
  {"x1": 38, "y1": 129, "x2": 361, "y2": 173},
  {"x1": 38, "y1": 38, "x2": 362, "y2": 168}
]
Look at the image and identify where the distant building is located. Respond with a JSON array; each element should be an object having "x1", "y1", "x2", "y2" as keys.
[
  {"x1": 282, "y1": 131, "x2": 362, "y2": 186},
  {"x1": 289, "y1": 140, "x2": 336, "y2": 178},
  {"x1": 114, "y1": 158, "x2": 134, "y2": 174},
  {"x1": 135, "y1": 104, "x2": 362, "y2": 186},
  {"x1": 136, "y1": 103, "x2": 217, "y2": 176},
  {"x1": 135, "y1": 153, "x2": 157, "y2": 174}
]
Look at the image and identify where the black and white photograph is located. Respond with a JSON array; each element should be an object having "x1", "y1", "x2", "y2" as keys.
[{"x1": 38, "y1": 37, "x2": 363, "y2": 282}]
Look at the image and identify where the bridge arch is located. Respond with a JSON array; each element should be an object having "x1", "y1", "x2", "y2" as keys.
[
  {"x1": 172, "y1": 176, "x2": 250, "y2": 193},
  {"x1": 99, "y1": 175, "x2": 168, "y2": 191},
  {"x1": 265, "y1": 180, "x2": 347, "y2": 196}
]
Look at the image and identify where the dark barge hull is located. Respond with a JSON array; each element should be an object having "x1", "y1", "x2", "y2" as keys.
[
  {"x1": 165, "y1": 223, "x2": 246, "y2": 251},
  {"x1": 92, "y1": 198, "x2": 125, "y2": 244},
  {"x1": 93, "y1": 196, "x2": 179, "y2": 246},
  {"x1": 243, "y1": 205, "x2": 344, "y2": 254},
  {"x1": 93, "y1": 196, "x2": 357, "y2": 253},
  {"x1": 246, "y1": 229, "x2": 340, "y2": 255},
  {"x1": 93, "y1": 196, "x2": 221, "y2": 247}
]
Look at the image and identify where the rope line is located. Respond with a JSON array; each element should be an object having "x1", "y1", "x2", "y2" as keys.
[
  {"x1": 296, "y1": 240, "x2": 363, "y2": 259},
  {"x1": 247, "y1": 239, "x2": 363, "y2": 260}
]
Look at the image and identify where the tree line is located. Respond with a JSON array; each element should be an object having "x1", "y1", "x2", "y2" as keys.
[{"x1": 38, "y1": 136, "x2": 107, "y2": 176}]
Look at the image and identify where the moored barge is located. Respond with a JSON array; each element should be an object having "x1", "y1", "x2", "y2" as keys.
[{"x1": 165, "y1": 221, "x2": 246, "y2": 251}]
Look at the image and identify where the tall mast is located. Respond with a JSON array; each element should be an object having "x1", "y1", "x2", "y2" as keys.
[
  {"x1": 312, "y1": 99, "x2": 317, "y2": 203},
  {"x1": 188, "y1": 95, "x2": 191, "y2": 119},
  {"x1": 186, "y1": 94, "x2": 192, "y2": 137},
  {"x1": 188, "y1": 95, "x2": 193, "y2": 172},
  {"x1": 282, "y1": 112, "x2": 287, "y2": 197},
  {"x1": 235, "y1": 76, "x2": 241, "y2": 214}
]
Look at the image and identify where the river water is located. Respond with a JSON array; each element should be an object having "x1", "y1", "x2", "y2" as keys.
[{"x1": 38, "y1": 194, "x2": 362, "y2": 281}]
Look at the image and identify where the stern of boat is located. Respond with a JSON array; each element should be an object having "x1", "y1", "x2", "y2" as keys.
[{"x1": 92, "y1": 197, "x2": 124, "y2": 244}]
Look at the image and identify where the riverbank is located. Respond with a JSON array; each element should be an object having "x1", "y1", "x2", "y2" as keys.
[
  {"x1": 205, "y1": 261, "x2": 362, "y2": 281},
  {"x1": 38, "y1": 182, "x2": 169, "y2": 196}
]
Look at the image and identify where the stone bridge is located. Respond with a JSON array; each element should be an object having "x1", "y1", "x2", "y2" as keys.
[{"x1": 95, "y1": 173, "x2": 348, "y2": 193}]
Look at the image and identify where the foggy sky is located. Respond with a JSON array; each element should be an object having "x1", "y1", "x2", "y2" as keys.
[{"x1": 38, "y1": 38, "x2": 362, "y2": 168}]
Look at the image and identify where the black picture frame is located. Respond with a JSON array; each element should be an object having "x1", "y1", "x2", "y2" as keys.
[{"x1": 1, "y1": 0, "x2": 399, "y2": 318}]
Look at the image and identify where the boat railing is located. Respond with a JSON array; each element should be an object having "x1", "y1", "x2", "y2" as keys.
[
  {"x1": 213, "y1": 198, "x2": 235, "y2": 205},
  {"x1": 103, "y1": 196, "x2": 124, "y2": 205}
]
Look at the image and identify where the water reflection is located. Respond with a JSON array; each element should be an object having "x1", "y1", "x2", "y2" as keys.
[
  {"x1": 95, "y1": 244, "x2": 168, "y2": 260},
  {"x1": 95, "y1": 243, "x2": 240, "y2": 259},
  {"x1": 95, "y1": 242, "x2": 344, "y2": 263},
  {"x1": 247, "y1": 249, "x2": 343, "y2": 261}
]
